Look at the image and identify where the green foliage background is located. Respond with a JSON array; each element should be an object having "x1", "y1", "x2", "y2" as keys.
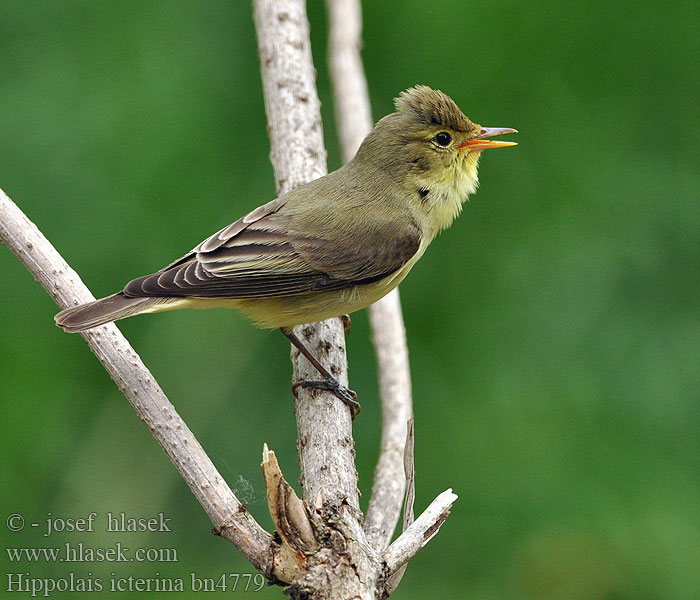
[{"x1": 1, "y1": 1, "x2": 698, "y2": 598}]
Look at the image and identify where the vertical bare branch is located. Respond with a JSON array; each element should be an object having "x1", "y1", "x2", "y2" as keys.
[
  {"x1": 326, "y1": 0, "x2": 372, "y2": 160},
  {"x1": 253, "y1": 0, "x2": 360, "y2": 518},
  {"x1": 326, "y1": 0, "x2": 414, "y2": 551},
  {"x1": 363, "y1": 291, "x2": 415, "y2": 547},
  {"x1": 254, "y1": 1, "x2": 378, "y2": 597}
]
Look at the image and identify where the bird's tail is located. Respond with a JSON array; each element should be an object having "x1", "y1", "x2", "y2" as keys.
[{"x1": 55, "y1": 293, "x2": 168, "y2": 332}]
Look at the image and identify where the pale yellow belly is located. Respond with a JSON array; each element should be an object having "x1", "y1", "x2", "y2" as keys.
[{"x1": 233, "y1": 268, "x2": 408, "y2": 328}]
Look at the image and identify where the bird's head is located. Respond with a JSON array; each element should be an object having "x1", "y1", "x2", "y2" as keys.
[{"x1": 355, "y1": 85, "x2": 517, "y2": 232}]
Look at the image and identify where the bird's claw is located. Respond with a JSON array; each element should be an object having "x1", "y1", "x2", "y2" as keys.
[{"x1": 292, "y1": 377, "x2": 361, "y2": 418}]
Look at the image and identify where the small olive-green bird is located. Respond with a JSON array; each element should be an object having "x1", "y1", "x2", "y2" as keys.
[{"x1": 56, "y1": 85, "x2": 516, "y2": 411}]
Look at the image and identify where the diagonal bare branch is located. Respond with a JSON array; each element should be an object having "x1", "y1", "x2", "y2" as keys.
[
  {"x1": 0, "y1": 187, "x2": 274, "y2": 573},
  {"x1": 382, "y1": 488, "x2": 458, "y2": 577}
]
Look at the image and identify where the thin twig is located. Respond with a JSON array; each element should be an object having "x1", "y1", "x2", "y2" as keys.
[
  {"x1": 326, "y1": 0, "x2": 372, "y2": 160},
  {"x1": 363, "y1": 291, "x2": 414, "y2": 547},
  {"x1": 402, "y1": 418, "x2": 416, "y2": 531},
  {"x1": 385, "y1": 418, "x2": 416, "y2": 594},
  {"x1": 382, "y1": 488, "x2": 459, "y2": 576},
  {"x1": 326, "y1": 0, "x2": 414, "y2": 551}
]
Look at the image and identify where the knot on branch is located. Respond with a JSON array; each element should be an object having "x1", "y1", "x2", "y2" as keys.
[{"x1": 262, "y1": 444, "x2": 365, "y2": 593}]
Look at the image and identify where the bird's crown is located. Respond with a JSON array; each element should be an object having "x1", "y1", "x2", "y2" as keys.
[{"x1": 394, "y1": 86, "x2": 476, "y2": 133}]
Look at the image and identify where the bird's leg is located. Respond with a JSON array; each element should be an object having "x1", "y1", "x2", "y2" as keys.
[
  {"x1": 281, "y1": 328, "x2": 360, "y2": 418},
  {"x1": 340, "y1": 314, "x2": 351, "y2": 337}
]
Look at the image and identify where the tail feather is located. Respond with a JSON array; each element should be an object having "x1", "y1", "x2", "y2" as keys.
[{"x1": 55, "y1": 293, "x2": 167, "y2": 332}]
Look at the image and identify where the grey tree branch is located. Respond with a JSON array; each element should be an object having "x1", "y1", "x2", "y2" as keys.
[
  {"x1": 382, "y1": 488, "x2": 459, "y2": 575},
  {"x1": 253, "y1": 1, "x2": 377, "y2": 597},
  {"x1": 0, "y1": 187, "x2": 274, "y2": 574},
  {"x1": 326, "y1": 0, "x2": 414, "y2": 552},
  {"x1": 252, "y1": 0, "x2": 360, "y2": 515},
  {"x1": 385, "y1": 418, "x2": 415, "y2": 594},
  {"x1": 326, "y1": 0, "x2": 372, "y2": 160}
]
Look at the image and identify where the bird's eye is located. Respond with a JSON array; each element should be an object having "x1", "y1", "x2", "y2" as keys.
[{"x1": 433, "y1": 131, "x2": 452, "y2": 147}]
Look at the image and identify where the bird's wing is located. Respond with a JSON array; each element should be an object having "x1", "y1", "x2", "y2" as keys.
[{"x1": 123, "y1": 198, "x2": 421, "y2": 299}]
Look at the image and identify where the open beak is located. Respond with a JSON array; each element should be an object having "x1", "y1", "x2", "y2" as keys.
[{"x1": 458, "y1": 127, "x2": 518, "y2": 151}]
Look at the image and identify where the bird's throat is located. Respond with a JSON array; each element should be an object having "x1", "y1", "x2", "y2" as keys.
[{"x1": 421, "y1": 152, "x2": 481, "y2": 236}]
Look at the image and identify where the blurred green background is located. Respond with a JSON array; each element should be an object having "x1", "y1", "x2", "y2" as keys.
[{"x1": 1, "y1": 1, "x2": 699, "y2": 598}]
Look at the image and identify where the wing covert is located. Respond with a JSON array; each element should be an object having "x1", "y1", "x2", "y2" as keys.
[{"x1": 123, "y1": 196, "x2": 421, "y2": 300}]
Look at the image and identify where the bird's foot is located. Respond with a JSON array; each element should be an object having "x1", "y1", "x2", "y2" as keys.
[{"x1": 292, "y1": 377, "x2": 361, "y2": 419}]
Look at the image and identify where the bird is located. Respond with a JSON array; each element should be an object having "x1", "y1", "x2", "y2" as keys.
[{"x1": 56, "y1": 85, "x2": 517, "y2": 415}]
